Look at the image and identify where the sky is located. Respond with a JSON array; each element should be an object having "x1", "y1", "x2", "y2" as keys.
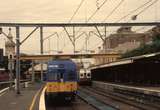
[{"x1": 0, "y1": 0, "x2": 160, "y2": 55}]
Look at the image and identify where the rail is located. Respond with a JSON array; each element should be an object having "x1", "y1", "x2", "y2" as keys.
[
  {"x1": 78, "y1": 89, "x2": 117, "y2": 110},
  {"x1": 92, "y1": 81, "x2": 160, "y2": 109}
]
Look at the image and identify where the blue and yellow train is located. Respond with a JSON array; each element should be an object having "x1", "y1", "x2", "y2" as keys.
[{"x1": 45, "y1": 59, "x2": 78, "y2": 101}]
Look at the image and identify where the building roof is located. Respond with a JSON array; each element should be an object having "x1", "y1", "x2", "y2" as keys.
[
  {"x1": 90, "y1": 52, "x2": 160, "y2": 70},
  {"x1": 28, "y1": 64, "x2": 47, "y2": 73}
]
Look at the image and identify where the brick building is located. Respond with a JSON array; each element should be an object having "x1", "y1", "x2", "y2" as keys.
[
  {"x1": 94, "y1": 26, "x2": 160, "y2": 65},
  {"x1": 103, "y1": 26, "x2": 160, "y2": 53}
]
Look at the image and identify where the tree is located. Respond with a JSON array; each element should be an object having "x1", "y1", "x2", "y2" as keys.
[{"x1": 122, "y1": 34, "x2": 160, "y2": 58}]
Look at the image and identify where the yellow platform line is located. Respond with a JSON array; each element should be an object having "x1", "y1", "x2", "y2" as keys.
[
  {"x1": 29, "y1": 86, "x2": 44, "y2": 110},
  {"x1": 39, "y1": 86, "x2": 47, "y2": 110}
]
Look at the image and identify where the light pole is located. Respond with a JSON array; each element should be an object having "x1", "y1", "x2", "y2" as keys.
[
  {"x1": 15, "y1": 26, "x2": 20, "y2": 94},
  {"x1": 40, "y1": 26, "x2": 43, "y2": 81},
  {"x1": 8, "y1": 54, "x2": 14, "y2": 89},
  {"x1": 31, "y1": 61, "x2": 35, "y2": 83}
]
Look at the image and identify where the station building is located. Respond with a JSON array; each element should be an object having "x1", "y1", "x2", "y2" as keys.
[{"x1": 5, "y1": 28, "x2": 15, "y2": 57}]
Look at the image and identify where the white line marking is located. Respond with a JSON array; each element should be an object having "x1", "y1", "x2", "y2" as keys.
[
  {"x1": 39, "y1": 86, "x2": 46, "y2": 110},
  {"x1": 0, "y1": 92, "x2": 6, "y2": 96},
  {"x1": 0, "y1": 87, "x2": 9, "y2": 97}
]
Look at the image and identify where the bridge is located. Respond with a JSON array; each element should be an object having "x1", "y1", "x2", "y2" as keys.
[{"x1": 17, "y1": 53, "x2": 120, "y2": 60}]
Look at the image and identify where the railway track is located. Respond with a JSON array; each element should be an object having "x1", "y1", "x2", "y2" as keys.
[
  {"x1": 80, "y1": 86, "x2": 160, "y2": 110},
  {"x1": 45, "y1": 96, "x2": 96, "y2": 110},
  {"x1": 45, "y1": 86, "x2": 160, "y2": 110},
  {"x1": 45, "y1": 89, "x2": 117, "y2": 110}
]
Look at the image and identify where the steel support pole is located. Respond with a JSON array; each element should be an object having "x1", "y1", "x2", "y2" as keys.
[
  {"x1": 31, "y1": 61, "x2": 35, "y2": 83},
  {"x1": 16, "y1": 26, "x2": 20, "y2": 94},
  {"x1": 104, "y1": 26, "x2": 107, "y2": 53},
  {"x1": 63, "y1": 27, "x2": 75, "y2": 53},
  {"x1": 40, "y1": 26, "x2": 43, "y2": 81},
  {"x1": 73, "y1": 27, "x2": 76, "y2": 53},
  {"x1": 9, "y1": 58, "x2": 13, "y2": 89},
  {"x1": 57, "y1": 35, "x2": 59, "y2": 52}
]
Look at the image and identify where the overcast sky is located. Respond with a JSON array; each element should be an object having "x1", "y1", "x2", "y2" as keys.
[{"x1": 0, "y1": 0, "x2": 160, "y2": 54}]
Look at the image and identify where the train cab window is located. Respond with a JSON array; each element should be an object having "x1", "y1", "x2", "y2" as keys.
[
  {"x1": 67, "y1": 70, "x2": 76, "y2": 81},
  {"x1": 87, "y1": 73, "x2": 91, "y2": 78},
  {"x1": 47, "y1": 72, "x2": 58, "y2": 81},
  {"x1": 58, "y1": 69, "x2": 65, "y2": 74},
  {"x1": 84, "y1": 73, "x2": 86, "y2": 78},
  {"x1": 60, "y1": 73, "x2": 63, "y2": 79},
  {"x1": 58, "y1": 69, "x2": 64, "y2": 80},
  {"x1": 58, "y1": 72, "x2": 64, "y2": 82},
  {"x1": 80, "y1": 74, "x2": 83, "y2": 77},
  {"x1": 47, "y1": 69, "x2": 65, "y2": 81}
]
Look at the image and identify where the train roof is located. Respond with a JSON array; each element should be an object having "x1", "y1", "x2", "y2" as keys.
[{"x1": 48, "y1": 59, "x2": 75, "y2": 64}]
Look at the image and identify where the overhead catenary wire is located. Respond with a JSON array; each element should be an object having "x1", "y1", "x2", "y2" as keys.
[
  {"x1": 133, "y1": 0, "x2": 159, "y2": 32},
  {"x1": 102, "y1": 0, "x2": 125, "y2": 22},
  {"x1": 89, "y1": 40, "x2": 102, "y2": 50},
  {"x1": 68, "y1": 0, "x2": 85, "y2": 23},
  {"x1": 42, "y1": 0, "x2": 86, "y2": 52},
  {"x1": 61, "y1": 0, "x2": 109, "y2": 51},
  {"x1": 136, "y1": 0, "x2": 159, "y2": 17},
  {"x1": 89, "y1": 0, "x2": 157, "y2": 50},
  {"x1": 74, "y1": 0, "x2": 109, "y2": 37},
  {"x1": 63, "y1": 0, "x2": 159, "y2": 51},
  {"x1": 60, "y1": 0, "x2": 86, "y2": 50},
  {"x1": 75, "y1": 0, "x2": 109, "y2": 35},
  {"x1": 88, "y1": 0, "x2": 124, "y2": 50},
  {"x1": 80, "y1": 0, "x2": 124, "y2": 51},
  {"x1": 99, "y1": 0, "x2": 157, "y2": 46},
  {"x1": 115, "y1": 0, "x2": 153, "y2": 23},
  {"x1": 84, "y1": 0, "x2": 152, "y2": 50},
  {"x1": 87, "y1": 0, "x2": 108, "y2": 21},
  {"x1": 49, "y1": 0, "x2": 86, "y2": 51}
]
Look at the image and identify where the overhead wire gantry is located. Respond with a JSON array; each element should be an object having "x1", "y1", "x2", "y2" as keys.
[{"x1": 0, "y1": 22, "x2": 160, "y2": 94}]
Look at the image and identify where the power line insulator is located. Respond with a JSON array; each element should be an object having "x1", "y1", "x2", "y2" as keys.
[{"x1": 131, "y1": 15, "x2": 137, "y2": 20}]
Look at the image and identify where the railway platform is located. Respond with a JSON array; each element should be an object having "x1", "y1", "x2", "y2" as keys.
[
  {"x1": 0, "y1": 82, "x2": 44, "y2": 110},
  {"x1": 92, "y1": 81, "x2": 160, "y2": 97}
]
